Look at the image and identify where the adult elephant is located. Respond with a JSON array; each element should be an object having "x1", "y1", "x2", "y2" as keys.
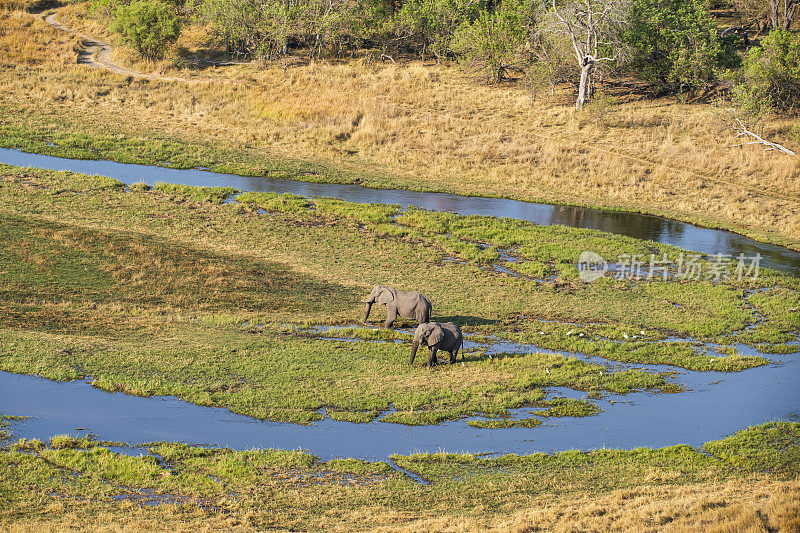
[
  {"x1": 410, "y1": 322, "x2": 463, "y2": 367},
  {"x1": 362, "y1": 286, "x2": 431, "y2": 328}
]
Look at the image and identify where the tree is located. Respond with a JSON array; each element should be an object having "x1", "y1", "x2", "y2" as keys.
[
  {"x1": 111, "y1": 0, "x2": 180, "y2": 59},
  {"x1": 766, "y1": 0, "x2": 798, "y2": 30},
  {"x1": 395, "y1": 0, "x2": 484, "y2": 59},
  {"x1": 450, "y1": 0, "x2": 530, "y2": 81},
  {"x1": 194, "y1": 0, "x2": 290, "y2": 60},
  {"x1": 292, "y1": 0, "x2": 366, "y2": 58},
  {"x1": 623, "y1": 0, "x2": 738, "y2": 93},
  {"x1": 732, "y1": 0, "x2": 797, "y2": 33},
  {"x1": 544, "y1": 0, "x2": 626, "y2": 109},
  {"x1": 733, "y1": 29, "x2": 800, "y2": 114}
]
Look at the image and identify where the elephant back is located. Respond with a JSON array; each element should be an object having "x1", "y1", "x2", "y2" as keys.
[{"x1": 440, "y1": 322, "x2": 462, "y2": 342}]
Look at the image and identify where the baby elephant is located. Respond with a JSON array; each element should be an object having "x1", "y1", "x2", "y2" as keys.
[
  {"x1": 362, "y1": 286, "x2": 431, "y2": 328},
  {"x1": 410, "y1": 322, "x2": 463, "y2": 367}
]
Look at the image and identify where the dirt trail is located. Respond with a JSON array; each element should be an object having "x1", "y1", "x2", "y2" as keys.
[{"x1": 42, "y1": 12, "x2": 201, "y2": 83}]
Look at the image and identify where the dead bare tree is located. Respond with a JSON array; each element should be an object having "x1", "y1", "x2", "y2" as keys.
[
  {"x1": 733, "y1": 119, "x2": 797, "y2": 156},
  {"x1": 545, "y1": 0, "x2": 627, "y2": 110},
  {"x1": 768, "y1": 0, "x2": 798, "y2": 30}
]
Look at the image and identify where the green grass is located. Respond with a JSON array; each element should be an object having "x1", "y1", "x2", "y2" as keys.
[
  {"x1": 0, "y1": 164, "x2": 796, "y2": 425},
  {"x1": 467, "y1": 417, "x2": 542, "y2": 428},
  {"x1": 237, "y1": 191, "x2": 311, "y2": 212},
  {"x1": 0, "y1": 416, "x2": 12, "y2": 444},
  {"x1": 152, "y1": 183, "x2": 239, "y2": 203},
  {"x1": 0, "y1": 108, "x2": 367, "y2": 183},
  {"x1": 467, "y1": 398, "x2": 601, "y2": 429},
  {"x1": 1, "y1": 422, "x2": 797, "y2": 530},
  {"x1": 702, "y1": 422, "x2": 800, "y2": 477},
  {"x1": 534, "y1": 397, "x2": 601, "y2": 418},
  {"x1": 0, "y1": 328, "x2": 673, "y2": 424},
  {"x1": 4, "y1": 98, "x2": 800, "y2": 261}
]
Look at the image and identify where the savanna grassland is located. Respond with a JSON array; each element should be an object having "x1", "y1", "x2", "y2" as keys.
[
  {"x1": 1, "y1": 3, "x2": 800, "y2": 251},
  {"x1": 0, "y1": 161, "x2": 799, "y2": 529},
  {"x1": 1, "y1": 0, "x2": 800, "y2": 530}
]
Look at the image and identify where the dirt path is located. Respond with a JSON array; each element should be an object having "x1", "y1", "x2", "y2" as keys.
[{"x1": 42, "y1": 12, "x2": 201, "y2": 83}]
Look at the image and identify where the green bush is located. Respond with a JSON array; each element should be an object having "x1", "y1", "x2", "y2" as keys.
[
  {"x1": 110, "y1": 0, "x2": 180, "y2": 60},
  {"x1": 450, "y1": 0, "x2": 529, "y2": 82},
  {"x1": 623, "y1": 0, "x2": 738, "y2": 92},
  {"x1": 733, "y1": 29, "x2": 800, "y2": 115},
  {"x1": 195, "y1": 0, "x2": 370, "y2": 60},
  {"x1": 395, "y1": 0, "x2": 484, "y2": 59}
]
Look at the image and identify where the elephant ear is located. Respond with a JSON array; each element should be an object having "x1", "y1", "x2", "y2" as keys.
[
  {"x1": 377, "y1": 288, "x2": 394, "y2": 305},
  {"x1": 428, "y1": 325, "x2": 444, "y2": 346}
]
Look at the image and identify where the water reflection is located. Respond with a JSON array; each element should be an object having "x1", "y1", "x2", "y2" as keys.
[{"x1": 1, "y1": 148, "x2": 798, "y2": 274}]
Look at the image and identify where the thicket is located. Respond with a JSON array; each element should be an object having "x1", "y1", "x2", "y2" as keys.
[
  {"x1": 89, "y1": 0, "x2": 800, "y2": 112},
  {"x1": 624, "y1": 0, "x2": 740, "y2": 92},
  {"x1": 188, "y1": 0, "x2": 744, "y2": 94},
  {"x1": 108, "y1": 0, "x2": 181, "y2": 59},
  {"x1": 733, "y1": 29, "x2": 800, "y2": 114}
]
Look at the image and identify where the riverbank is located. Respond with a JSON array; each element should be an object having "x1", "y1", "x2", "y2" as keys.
[
  {"x1": 1, "y1": 420, "x2": 798, "y2": 531},
  {"x1": 2, "y1": 7, "x2": 800, "y2": 253}
]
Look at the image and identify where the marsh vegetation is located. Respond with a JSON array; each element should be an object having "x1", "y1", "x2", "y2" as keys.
[
  {"x1": 1, "y1": 0, "x2": 799, "y2": 527},
  {"x1": 1, "y1": 423, "x2": 798, "y2": 530},
  {"x1": 2, "y1": 165, "x2": 796, "y2": 425}
]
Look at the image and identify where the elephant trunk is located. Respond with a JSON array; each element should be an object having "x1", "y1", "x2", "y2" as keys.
[
  {"x1": 410, "y1": 340, "x2": 420, "y2": 365},
  {"x1": 363, "y1": 302, "x2": 373, "y2": 323}
]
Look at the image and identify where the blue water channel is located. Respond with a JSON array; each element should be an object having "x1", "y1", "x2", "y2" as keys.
[
  {"x1": 1, "y1": 147, "x2": 798, "y2": 274},
  {"x1": 2, "y1": 339, "x2": 798, "y2": 460}
]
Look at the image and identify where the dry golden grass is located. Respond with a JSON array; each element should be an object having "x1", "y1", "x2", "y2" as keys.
[
  {"x1": 4, "y1": 479, "x2": 798, "y2": 532},
  {"x1": 0, "y1": 12, "x2": 78, "y2": 66},
  {"x1": 3, "y1": 4, "x2": 800, "y2": 249},
  {"x1": 387, "y1": 479, "x2": 800, "y2": 532},
  {"x1": 0, "y1": 0, "x2": 37, "y2": 13}
]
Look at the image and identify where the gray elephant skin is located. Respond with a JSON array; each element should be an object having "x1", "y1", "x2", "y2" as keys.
[
  {"x1": 362, "y1": 286, "x2": 431, "y2": 328},
  {"x1": 410, "y1": 322, "x2": 463, "y2": 367}
]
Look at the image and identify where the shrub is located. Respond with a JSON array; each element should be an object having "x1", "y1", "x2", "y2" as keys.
[
  {"x1": 623, "y1": 0, "x2": 738, "y2": 92},
  {"x1": 450, "y1": 0, "x2": 529, "y2": 82},
  {"x1": 395, "y1": 0, "x2": 483, "y2": 59},
  {"x1": 733, "y1": 29, "x2": 800, "y2": 115},
  {"x1": 110, "y1": 0, "x2": 180, "y2": 59},
  {"x1": 90, "y1": 0, "x2": 125, "y2": 19},
  {"x1": 525, "y1": 30, "x2": 578, "y2": 97}
]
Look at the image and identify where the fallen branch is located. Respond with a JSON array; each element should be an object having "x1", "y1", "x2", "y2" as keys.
[{"x1": 732, "y1": 119, "x2": 796, "y2": 156}]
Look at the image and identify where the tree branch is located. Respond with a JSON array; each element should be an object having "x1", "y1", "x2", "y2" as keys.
[{"x1": 732, "y1": 119, "x2": 796, "y2": 156}]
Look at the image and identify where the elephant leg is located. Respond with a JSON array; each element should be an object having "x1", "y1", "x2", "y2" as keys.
[
  {"x1": 427, "y1": 347, "x2": 438, "y2": 367},
  {"x1": 385, "y1": 305, "x2": 397, "y2": 328},
  {"x1": 449, "y1": 348, "x2": 458, "y2": 364}
]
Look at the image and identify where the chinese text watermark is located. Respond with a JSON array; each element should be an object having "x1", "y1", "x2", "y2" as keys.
[{"x1": 577, "y1": 251, "x2": 761, "y2": 283}]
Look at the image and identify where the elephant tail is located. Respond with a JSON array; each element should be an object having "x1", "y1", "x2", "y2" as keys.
[{"x1": 421, "y1": 305, "x2": 431, "y2": 324}]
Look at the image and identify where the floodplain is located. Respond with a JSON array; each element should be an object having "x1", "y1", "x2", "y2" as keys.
[{"x1": 1, "y1": 1, "x2": 799, "y2": 529}]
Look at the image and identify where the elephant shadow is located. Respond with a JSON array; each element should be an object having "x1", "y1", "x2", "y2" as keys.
[
  {"x1": 430, "y1": 315, "x2": 499, "y2": 327},
  {"x1": 458, "y1": 350, "x2": 508, "y2": 364}
]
